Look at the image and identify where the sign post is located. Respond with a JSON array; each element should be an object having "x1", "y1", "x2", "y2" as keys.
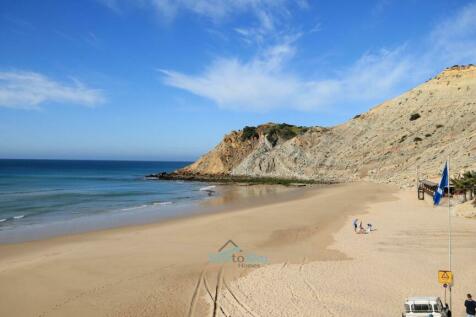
[
  {"x1": 439, "y1": 270, "x2": 453, "y2": 307},
  {"x1": 447, "y1": 157, "x2": 452, "y2": 310},
  {"x1": 443, "y1": 284, "x2": 447, "y2": 305}
]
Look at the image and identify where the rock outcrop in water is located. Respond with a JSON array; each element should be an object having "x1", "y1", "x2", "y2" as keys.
[{"x1": 172, "y1": 65, "x2": 476, "y2": 187}]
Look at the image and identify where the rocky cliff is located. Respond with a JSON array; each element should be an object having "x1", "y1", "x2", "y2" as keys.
[{"x1": 177, "y1": 65, "x2": 476, "y2": 187}]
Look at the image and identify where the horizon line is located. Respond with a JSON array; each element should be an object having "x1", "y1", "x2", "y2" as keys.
[{"x1": 0, "y1": 157, "x2": 195, "y2": 163}]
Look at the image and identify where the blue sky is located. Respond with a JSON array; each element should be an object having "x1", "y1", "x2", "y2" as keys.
[{"x1": 1, "y1": 0, "x2": 476, "y2": 161}]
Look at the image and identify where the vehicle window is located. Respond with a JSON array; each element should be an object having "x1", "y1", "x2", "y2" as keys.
[
  {"x1": 412, "y1": 304, "x2": 432, "y2": 312},
  {"x1": 433, "y1": 304, "x2": 439, "y2": 312},
  {"x1": 404, "y1": 304, "x2": 411, "y2": 312}
]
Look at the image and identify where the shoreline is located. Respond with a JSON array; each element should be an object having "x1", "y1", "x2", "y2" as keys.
[
  {"x1": 0, "y1": 183, "x2": 312, "y2": 245},
  {"x1": 3, "y1": 182, "x2": 475, "y2": 316},
  {"x1": 0, "y1": 182, "x2": 397, "y2": 316}
]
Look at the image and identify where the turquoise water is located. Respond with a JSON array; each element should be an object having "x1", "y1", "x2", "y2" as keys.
[{"x1": 0, "y1": 159, "x2": 212, "y2": 242}]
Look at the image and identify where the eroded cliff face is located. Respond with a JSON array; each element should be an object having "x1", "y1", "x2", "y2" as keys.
[
  {"x1": 179, "y1": 65, "x2": 476, "y2": 187},
  {"x1": 178, "y1": 129, "x2": 259, "y2": 175},
  {"x1": 178, "y1": 123, "x2": 309, "y2": 176}
]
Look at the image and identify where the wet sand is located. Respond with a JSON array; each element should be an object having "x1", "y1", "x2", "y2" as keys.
[{"x1": 0, "y1": 184, "x2": 304, "y2": 244}]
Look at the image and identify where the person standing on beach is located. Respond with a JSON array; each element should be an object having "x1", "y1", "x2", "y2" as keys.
[
  {"x1": 444, "y1": 303, "x2": 452, "y2": 317},
  {"x1": 353, "y1": 219, "x2": 358, "y2": 232},
  {"x1": 465, "y1": 294, "x2": 476, "y2": 317}
]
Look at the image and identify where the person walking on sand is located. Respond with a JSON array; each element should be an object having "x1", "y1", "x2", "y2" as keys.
[
  {"x1": 465, "y1": 293, "x2": 476, "y2": 317},
  {"x1": 353, "y1": 219, "x2": 358, "y2": 232}
]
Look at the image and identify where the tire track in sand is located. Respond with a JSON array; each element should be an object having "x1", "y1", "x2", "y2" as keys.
[
  {"x1": 204, "y1": 272, "x2": 230, "y2": 317},
  {"x1": 188, "y1": 269, "x2": 206, "y2": 317},
  {"x1": 212, "y1": 266, "x2": 224, "y2": 317},
  {"x1": 223, "y1": 278, "x2": 260, "y2": 317},
  {"x1": 299, "y1": 257, "x2": 336, "y2": 316}
]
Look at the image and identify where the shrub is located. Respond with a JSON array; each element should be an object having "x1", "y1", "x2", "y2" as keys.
[
  {"x1": 409, "y1": 113, "x2": 421, "y2": 121},
  {"x1": 399, "y1": 135, "x2": 407, "y2": 143},
  {"x1": 425, "y1": 133, "x2": 432, "y2": 137},
  {"x1": 436, "y1": 124, "x2": 444, "y2": 129},
  {"x1": 414, "y1": 137, "x2": 423, "y2": 142},
  {"x1": 265, "y1": 123, "x2": 309, "y2": 146},
  {"x1": 241, "y1": 126, "x2": 258, "y2": 141}
]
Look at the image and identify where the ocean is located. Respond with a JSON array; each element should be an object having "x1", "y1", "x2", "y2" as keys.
[{"x1": 0, "y1": 159, "x2": 213, "y2": 242}]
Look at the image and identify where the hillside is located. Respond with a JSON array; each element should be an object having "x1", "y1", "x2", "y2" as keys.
[{"x1": 176, "y1": 65, "x2": 476, "y2": 187}]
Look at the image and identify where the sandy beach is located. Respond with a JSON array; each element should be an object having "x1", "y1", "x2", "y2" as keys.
[
  {"x1": 3, "y1": 1, "x2": 476, "y2": 316},
  {"x1": 0, "y1": 182, "x2": 475, "y2": 316}
]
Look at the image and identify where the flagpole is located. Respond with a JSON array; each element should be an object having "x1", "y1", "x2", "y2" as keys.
[{"x1": 448, "y1": 156, "x2": 452, "y2": 310}]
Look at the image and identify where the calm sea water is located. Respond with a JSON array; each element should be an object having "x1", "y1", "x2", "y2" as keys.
[{"x1": 0, "y1": 159, "x2": 212, "y2": 241}]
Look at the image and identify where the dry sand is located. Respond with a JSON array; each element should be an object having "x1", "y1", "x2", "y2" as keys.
[
  {"x1": 0, "y1": 183, "x2": 474, "y2": 316},
  {"x1": 219, "y1": 187, "x2": 476, "y2": 316}
]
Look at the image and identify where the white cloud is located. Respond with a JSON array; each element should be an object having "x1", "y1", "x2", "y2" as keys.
[
  {"x1": 0, "y1": 71, "x2": 105, "y2": 109},
  {"x1": 100, "y1": 0, "x2": 293, "y2": 20},
  {"x1": 161, "y1": 60, "x2": 298, "y2": 112},
  {"x1": 161, "y1": 45, "x2": 414, "y2": 111},
  {"x1": 429, "y1": 1, "x2": 476, "y2": 65},
  {"x1": 161, "y1": 2, "x2": 476, "y2": 112},
  {"x1": 160, "y1": 41, "x2": 302, "y2": 111},
  {"x1": 100, "y1": 0, "x2": 305, "y2": 43}
]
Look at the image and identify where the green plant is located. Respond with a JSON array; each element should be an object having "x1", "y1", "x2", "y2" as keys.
[
  {"x1": 463, "y1": 171, "x2": 476, "y2": 200},
  {"x1": 452, "y1": 171, "x2": 476, "y2": 201},
  {"x1": 241, "y1": 126, "x2": 258, "y2": 141},
  {"x1": 265, "y1": 123, "x2": 309, "y2": 146},
  {"x1": 409, "y1": 113, "x2": 421, "y2": 121}
]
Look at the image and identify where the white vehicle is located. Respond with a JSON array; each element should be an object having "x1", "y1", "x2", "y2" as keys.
[{"x1": 402, "y1": 297, "x2": 448, "y2": 317}]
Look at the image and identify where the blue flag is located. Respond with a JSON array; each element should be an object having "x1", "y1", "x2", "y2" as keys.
[{"x1": 433, "y1": 162, "x2": 448, "y2": 206}]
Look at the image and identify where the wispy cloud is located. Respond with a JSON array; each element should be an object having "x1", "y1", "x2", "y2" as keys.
[
  {"x1": 160, "y1": 39, "x2": 302, "y2": 111},
  {"x1": 100, "y1": 0, "x2": 301, "y2": 20},
  {"x1": 428, "y1": 1, "x2": 476, "y2": 65},
  {"x1": 161, "y1": 2, "x2": 476, "y2": 112},
  {"x1": 0, "y1": 71, "x2": 105, "y2": 109},
  {"x1": 161, "y1": 45, "x2": 413, "y2": 111},
  {"x1": 372, "y1": 0, "x2": 392, "y2": 16},
  {"x1": 99, "y1": 0, "x2": 306, "y2": 41}
]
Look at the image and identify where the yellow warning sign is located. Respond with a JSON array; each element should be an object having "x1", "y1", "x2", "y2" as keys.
[{"x1": 438, "y1": 270, "x2": 453, "y2": 285}]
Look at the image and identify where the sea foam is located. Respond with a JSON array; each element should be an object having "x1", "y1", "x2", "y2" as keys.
[
  {"x1": 200, "y1": 185, "x2": 216, "y2": 191},
  {"x1": 120, "y1": 205, "x2": 148, "y2": 212},
  {"x1": 153, "y1": 201, "x2": 173, "y2": 206}
]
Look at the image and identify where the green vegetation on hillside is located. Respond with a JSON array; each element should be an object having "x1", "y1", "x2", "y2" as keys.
[
  {"x1": 240, "y1": 123, "x2": 310, "y2": 145},
  {"x1": 241, "y1": 126, "x2": 259, "y2": 141},
  {"x1": 409, "y1": 113, "x2": 421, "y2": 121},
  {"x1": 265, "y1": 123, "x2": 309, "y2": 146}
]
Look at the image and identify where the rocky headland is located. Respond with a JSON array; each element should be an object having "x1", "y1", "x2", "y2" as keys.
[{"x1": 155, "y1": 65, "x2": 476, "y2": 188}]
